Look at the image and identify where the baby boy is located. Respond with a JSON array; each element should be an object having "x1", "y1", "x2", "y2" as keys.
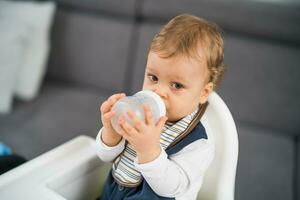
[{"x1": 96, "y1": 14, "x2": 225, "y2": 200}]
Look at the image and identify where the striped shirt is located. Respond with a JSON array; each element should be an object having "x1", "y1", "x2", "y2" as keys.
[{"x1": 112, "y1": 108, "x2": 199, "y2": 186}]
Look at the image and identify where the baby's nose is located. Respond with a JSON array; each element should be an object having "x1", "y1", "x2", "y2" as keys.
[{"x1": 154, "y1": 87, "x2": 167, "y2": 100}]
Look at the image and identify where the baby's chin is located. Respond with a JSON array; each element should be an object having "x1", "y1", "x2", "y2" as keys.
[{"x1": 165, "y1": 113, "x2": 184, "y2": 123}]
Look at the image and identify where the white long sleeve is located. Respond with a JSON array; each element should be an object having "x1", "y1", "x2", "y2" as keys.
[
  {"x1": 94, "y1": 128, "x2": 126, "y2": 162},
  {"x1": 95, "y1": 127, "x2": 214, "y2": 200},
  {"x1": 134, "y1": 139, "x2": 214, "y2": 199}
]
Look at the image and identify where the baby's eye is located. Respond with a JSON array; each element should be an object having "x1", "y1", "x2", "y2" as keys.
[
  {"x1": 148, "y1": 74, "x2": 158, "y2": 82},
  {"x1": 171, "y1": 82, "x2": 184, "y2": 90}
]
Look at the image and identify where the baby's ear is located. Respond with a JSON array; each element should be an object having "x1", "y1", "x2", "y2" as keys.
[{"x1": 199, "y1": 82, "x2": 214, "y2": 104}]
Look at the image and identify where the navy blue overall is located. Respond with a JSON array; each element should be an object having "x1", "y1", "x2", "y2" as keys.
[{"x1": 98, "y1": 121, "x2": 208, "y2": 200}]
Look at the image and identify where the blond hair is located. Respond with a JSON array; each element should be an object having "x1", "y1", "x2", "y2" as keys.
[{"x1": 150, "y1": 14, "x2": 225, "y2": 89}]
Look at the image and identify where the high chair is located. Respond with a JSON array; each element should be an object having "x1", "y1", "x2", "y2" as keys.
[
  {"x1": 0, "y1": 92, "x2": 238, "y2": 200},
  {"x1": 197, "y1": 92, "x2": 238, "y2": 200}
]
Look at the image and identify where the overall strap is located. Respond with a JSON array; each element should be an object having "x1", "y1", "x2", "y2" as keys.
[{"x1": 166, "y1": 102, "x2": 208, "y2": 150}]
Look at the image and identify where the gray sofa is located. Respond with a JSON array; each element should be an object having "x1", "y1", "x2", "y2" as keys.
[{"x1": 0, "y1": 0, "x2": 299, "y2": 199}]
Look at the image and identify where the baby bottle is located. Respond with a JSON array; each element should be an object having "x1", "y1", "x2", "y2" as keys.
[{"x1": 111, "y1": 90, "x2": 166, "y2": 134}]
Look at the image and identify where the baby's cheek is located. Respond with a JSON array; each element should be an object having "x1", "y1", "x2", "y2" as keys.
[{"x1": 165, "y1": 110, "x2": 182, "y2": 122}]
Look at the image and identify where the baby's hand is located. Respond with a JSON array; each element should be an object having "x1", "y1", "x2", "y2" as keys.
[
  {"x1": 118, "y1": 104, "x2": 168, "y2": 163},
  {"x1": 100, "y1": 93, "x2": 126, "y2": 145}
]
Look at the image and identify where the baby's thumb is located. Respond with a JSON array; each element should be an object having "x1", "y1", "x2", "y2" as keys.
[{"x1": 157, "y1": 116, "x2": 168, "y2": 130}]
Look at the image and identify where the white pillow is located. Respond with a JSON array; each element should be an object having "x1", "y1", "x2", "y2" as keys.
[
  {"x1": 0, "y1": 19, "x2": 28, "y2": 114},
  {"x1": 0, "y1": 0, "x2": 56, "y2": 101}
]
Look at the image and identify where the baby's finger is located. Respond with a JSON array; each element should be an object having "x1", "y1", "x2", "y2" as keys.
[
  {"x1": 108, "y1": 93, "x2": 126, "y2": 105},
  {"x1": 156, "y1": 116, "x2": 168, "y2": 130},
  {"x1": 101, "y1": 93, "x2": 126, "y2": 113},
  {"x1": 119, "y1": 117, "x2": 138, "y2": 137},
  {"x1": 103, "y1": 111, "x2": 115, "y2": 120},
  {"x1": 127, "y1": 110, "x2": 145, "y2": 131},
  {"x1": 118, "y1": 121, "x2": 133, "y2": 142},
  {"x1": 100, "y1": 101, "x2": 112, "y2": 114},
  {"x1": 143, "y1": 104, "x2": 154, "y2": 125}
]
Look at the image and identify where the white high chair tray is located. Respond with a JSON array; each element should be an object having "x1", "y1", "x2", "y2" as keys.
[{"x1": 0, "y1": 135, "x2": 104, "y2": 200}]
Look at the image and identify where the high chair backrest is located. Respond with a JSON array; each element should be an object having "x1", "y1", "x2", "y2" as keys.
[{"x1": 197, "y1": 92, "x2": 239, "y2": 200}]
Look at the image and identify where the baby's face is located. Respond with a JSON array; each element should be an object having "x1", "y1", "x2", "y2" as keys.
[{"x1": 143, "y1": 51, "x2": 212, "y2": 122}]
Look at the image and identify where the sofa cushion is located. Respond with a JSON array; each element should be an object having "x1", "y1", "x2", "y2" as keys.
[
  {"x1": 235, "y1": 122, "x2": 294, "y2": 200},
  {"x1": 131, "y1": 20, "x2": 300, "y2": 135},
  {"x1": 55, "y1": 0, "x2": 137, "y2": 18},
  {"x1": 218, "y1": 33, "x2": 300, "y2": 135},
  {"x1": 0, "y1": 0, "x2": 57, "y2": 101},
  {"x1": 130, "y1": 23, "x2": 162, "y2": 94},
  {"x1": 0, "y1": 19, "x2": 27, "y2": 113},
  {"x1": 47, "y1": 8, "x2": 134, "y2": 93},
  {"x1": 140, "y1": 0, "x2": 300, "y2": 44},
  {"x1": 0, "y1": 82, "x2": 110, "y2": 159}
]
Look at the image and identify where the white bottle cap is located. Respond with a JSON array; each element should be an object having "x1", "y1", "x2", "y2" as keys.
[{"x1": 135, "y1": 90, "x2": 166, "y2": 117}]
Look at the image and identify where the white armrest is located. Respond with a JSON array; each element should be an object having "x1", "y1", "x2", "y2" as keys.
[{"x1": 0, "y1": 135, "x2": 111, "y2": 200}]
